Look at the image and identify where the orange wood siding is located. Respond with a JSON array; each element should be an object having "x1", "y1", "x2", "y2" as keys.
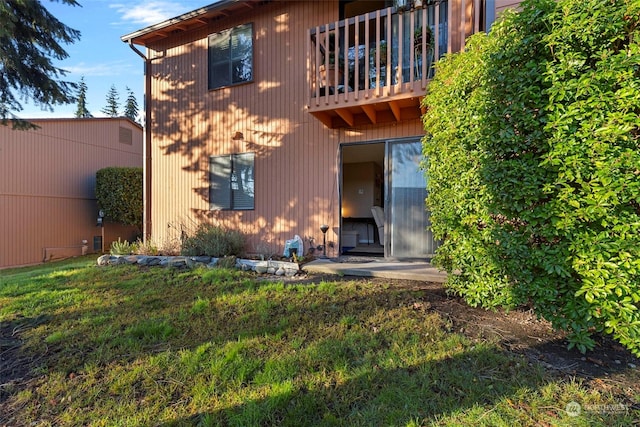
[
  {"x1": 0, "y1": 118, "x2": 142, "y2": 268},
  {"x1": 144, "y1": 1, "x2": 431, "y2": 256}
]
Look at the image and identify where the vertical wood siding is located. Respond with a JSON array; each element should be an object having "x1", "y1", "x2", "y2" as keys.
[
  {"x1": 495, "y1": 0, "x2": 524, "y2": 15},
  {"x1": 0, "y1": 118, "x2": 142, "y2": 268},
  {"x1": 146, "y1": 1, "x2": 432, "y2": 256}
]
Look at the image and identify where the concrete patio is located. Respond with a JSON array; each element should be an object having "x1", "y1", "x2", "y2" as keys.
[{"x1": 303, "y1": 258, "x2": 447, "y2": 283}]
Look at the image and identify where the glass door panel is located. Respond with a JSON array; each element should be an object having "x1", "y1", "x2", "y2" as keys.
[{"x1": 388, "y1": 139, "x2": 437, "y2": 258}]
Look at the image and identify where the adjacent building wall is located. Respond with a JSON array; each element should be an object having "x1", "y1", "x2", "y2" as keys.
[
  {"x1": 0, "y1": 118, "x2": 143, "y2": 268},
  {"x1": 145, "y1": 0, "x2": 426, "y2": 257},
  {"x1": 495, "y1": 0, "x2": 523, "y2": 15}
]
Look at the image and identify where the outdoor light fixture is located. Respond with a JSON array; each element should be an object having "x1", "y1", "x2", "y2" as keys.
[
  {"x1": 97, "y1": 209, "x2": 105, "y2": 227},
  {"x1": 320, "y1": 224, "x2": 329, "y2": 258}
]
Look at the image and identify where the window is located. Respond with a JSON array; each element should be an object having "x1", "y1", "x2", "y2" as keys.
[
  {"x1": 209, "y1": 153, "x2": 255, "y2": 210},
  {"x1": 208, "y1": 23, "x2": 253, "y2": 90}
]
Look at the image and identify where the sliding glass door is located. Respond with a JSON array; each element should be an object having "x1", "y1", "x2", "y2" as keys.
[{"x1": 387, "y1": 139, "x2": 437, "y2": 258}]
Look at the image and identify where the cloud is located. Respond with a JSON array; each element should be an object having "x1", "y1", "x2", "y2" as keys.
[
  {"x1": 64, "y1": 61, "x2": 135, "y2": 77},
  {"x1": 110, "y1": 1, "x2": 197, "y2": 27}
]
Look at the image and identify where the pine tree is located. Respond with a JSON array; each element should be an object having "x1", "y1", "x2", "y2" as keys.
[
  {"x1": 101, "y1": 85, "x2": 120, "y2": 117},
  {"x1": 124, "y1": 86, "x2": 139, "y2": 122},
  {"x1": 0, "y1": 0, "x2": 81, "y2": 129},
  {"x1": 75, "y1": 77, "x2": 92, "y2": 118}
]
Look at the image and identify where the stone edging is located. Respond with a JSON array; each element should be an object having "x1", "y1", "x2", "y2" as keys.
[{"x1": 96, "y1": 254, "x2": 300, "y2": 277}]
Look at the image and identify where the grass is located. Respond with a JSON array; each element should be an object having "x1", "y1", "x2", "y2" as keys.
[{"x1": 0, "y1": 256, "x2": 636, "y2": 426}]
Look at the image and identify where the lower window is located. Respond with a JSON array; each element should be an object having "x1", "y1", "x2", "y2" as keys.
[{"x1": 209, "y1": 153, "x2": 255, "y2": 210}]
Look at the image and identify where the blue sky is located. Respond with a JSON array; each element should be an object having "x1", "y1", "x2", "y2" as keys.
[{"x1": 19, "y1": 0, "x2": 209, "y2": 119}]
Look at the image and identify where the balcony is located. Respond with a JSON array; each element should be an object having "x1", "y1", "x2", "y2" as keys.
[{"x1": 307, "y1": 1, "x2": 479, "y2": 129}]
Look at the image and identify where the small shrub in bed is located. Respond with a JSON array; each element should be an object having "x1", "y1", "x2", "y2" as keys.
[{"x1": 181, "y1": 224, "x2": 245, "y2": 257}]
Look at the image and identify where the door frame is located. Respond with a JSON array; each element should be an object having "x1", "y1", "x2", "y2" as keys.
[
  {"x1": 339, "y1": 136, "x2": 433, "y2": 259},
  {"x1": 385, "y1": 137, "x2": 437, "y2": 260}
]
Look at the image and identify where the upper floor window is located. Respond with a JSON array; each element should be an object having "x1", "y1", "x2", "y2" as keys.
[{"x1": 208, "y1": 23, "x2": 253, "y2": 90}]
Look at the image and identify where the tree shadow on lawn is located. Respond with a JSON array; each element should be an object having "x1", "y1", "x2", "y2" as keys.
[
  {"x1": 0, "y1": 315, "x2": 52, "y2": 403},
  {"x1": 2, "y1": 269, "x2": 638, "y2": 425},
  {"x1": 159, "y1": 342, "x2": 637, "y2": 426}
]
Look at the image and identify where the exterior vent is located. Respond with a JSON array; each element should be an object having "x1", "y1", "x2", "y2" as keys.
[{"x1": 119, "y1": 126, "x2": 133, "y2": 145}]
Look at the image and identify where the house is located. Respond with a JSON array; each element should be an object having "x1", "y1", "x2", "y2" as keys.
[
  {"x1": 0, "y1": 118, "x2": 143, "y2": 268},
  {"x1": 121, "y1": 0, "x2": 522, "y2": 259}
]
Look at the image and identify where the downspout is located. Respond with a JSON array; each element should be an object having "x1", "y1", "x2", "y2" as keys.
[{"x1": 126, "y1": 40, "x2": 153, "y2": 240}]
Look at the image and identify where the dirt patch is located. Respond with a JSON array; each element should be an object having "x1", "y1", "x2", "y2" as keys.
[
  {"x1": 263, "y1": 272, "x2": 640, "y2": 409},
  {"x1": 411, "y1": 279, "x2": 639, "y2": 411}
]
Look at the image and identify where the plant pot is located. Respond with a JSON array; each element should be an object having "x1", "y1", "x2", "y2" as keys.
[{"x1": 319, "y1": 64, "x2": 344, "y2": 90}]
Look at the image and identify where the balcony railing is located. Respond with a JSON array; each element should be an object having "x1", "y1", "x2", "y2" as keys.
[{"x1": 307, "y1": 2, "x2": 450, "y2": 127}]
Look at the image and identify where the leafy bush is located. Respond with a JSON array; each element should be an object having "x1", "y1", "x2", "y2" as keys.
[
  {"x1": 110, "y1": 238, "x2": 137, "y2": 255},
  {"x1": 181, "y1": 224, "x2": 246, "y2": 257},
  {"x1": 95, "y1": 167, "x2": 143, "y2": 229},
  {"x1": 423, "y1": 0, "x2": 640, "y2": 355}
]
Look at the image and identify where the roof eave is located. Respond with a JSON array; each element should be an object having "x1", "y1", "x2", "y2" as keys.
[{"x1": 120, "y1": 0, "x2": 243, "y2": 46}]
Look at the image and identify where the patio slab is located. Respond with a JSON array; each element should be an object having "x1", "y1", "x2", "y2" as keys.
[{"x1": 303, "y1": 258, "x2": 447, "y2": 283}]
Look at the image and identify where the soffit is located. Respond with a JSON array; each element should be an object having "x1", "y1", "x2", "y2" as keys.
[{"x1": 121, "y1": 0, "x2": 270, "y2": 46}]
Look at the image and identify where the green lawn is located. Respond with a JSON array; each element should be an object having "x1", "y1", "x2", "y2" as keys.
[{"x1": 0, "y1": 257, "x2": 635, "y2": 426}]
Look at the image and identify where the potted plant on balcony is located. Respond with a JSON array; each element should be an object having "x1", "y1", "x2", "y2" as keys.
[
  {"x1": 413, "y1": 26, "x2": 433, "y2": 52},
  {"x1": 369, "y1": 40, "x2": 388, "y2": 67},
  {"x1": 369, "y1": 40, "x2": 389, "y2": 88},
  {"x1": 319, "y1": 54, "x2": 344, "y2": 93},
  {"x1": 319, "y1": 33, "x2": 344, "y2": 94},
  {"x1": 394, "y1": 0, "x2": 410, "y2": 13},
  {"x1": 413, "y1": 25, "x2": 433, "y2": 78}
]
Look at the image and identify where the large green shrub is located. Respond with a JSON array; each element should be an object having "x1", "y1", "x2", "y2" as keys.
[
  {"x1": 181, "y1": 224, "x2": 246, "y2": 257},
  {"x1": 95, "y1": 167, "x2": 143, "y2": 230},
  {"x1": 423, "y1": 0, "x2": 640, "y2": 355}
]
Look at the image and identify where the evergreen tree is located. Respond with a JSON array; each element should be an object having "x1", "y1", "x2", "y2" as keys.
[
  {"x1": 124, "y1": 86, "x2": 139, "y2": 122},
  {"x1": 0, "y1": 0, "x2": 81, "y2": 129},
  {"x1": 101, "y1": 85, "x2": 120, "y2": 117},
  {"x1": 75, "y1": 76, "x2": 92, "y2": 118}
]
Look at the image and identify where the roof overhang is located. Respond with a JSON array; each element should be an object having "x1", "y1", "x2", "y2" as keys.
[{"x1": 121, "y1": 0, "x2": 268, "y2": 46}]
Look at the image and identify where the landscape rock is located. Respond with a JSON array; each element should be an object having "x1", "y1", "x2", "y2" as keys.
[
  {"x1": 96, "y1": 254, "x2": 302, "y2": 279},
  {"x1": 191, "y1": 256, "x2": 212, "y2": 264},
  {"x1": 148, "y1": 257, "x2": 163, "y2": 266},
  {"x1": 167, "y1": 257, "x2": 187, "y2": 268},
  {"x1": 285, "y1": 269, "x2": 297, "y2": 277}
]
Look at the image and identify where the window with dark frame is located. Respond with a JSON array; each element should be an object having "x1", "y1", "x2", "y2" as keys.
[
  {"x1": 209, "y1": 153, "x2": 255, "y2": 210},
  {"x1": 208, "y1": 23, "x2": 254, "y2": 90}
]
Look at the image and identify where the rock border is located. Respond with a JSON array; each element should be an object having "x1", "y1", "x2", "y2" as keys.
[{"x1": 96, "y1": 254, "x2": 300, "y2": 277}]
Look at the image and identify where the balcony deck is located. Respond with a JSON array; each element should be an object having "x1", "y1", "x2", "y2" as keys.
[
  {"x1": 308, "y1": 79, "x2": 427, "y2": 128},
  {"x1": 307, "y1": 0, "x2": 482, "y2": 129}
]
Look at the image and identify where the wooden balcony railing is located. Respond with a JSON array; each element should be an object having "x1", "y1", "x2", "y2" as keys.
[{"x1": 307, "y1": 0, "x2": 482, "y2": 128}]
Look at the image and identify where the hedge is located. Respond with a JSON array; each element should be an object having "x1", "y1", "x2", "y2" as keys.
[
  {"x1": 422, "y1": 0, "x2": 640, "y2": 355},
  {"x1": 95, "y1": 167, "x2": 143, "y2": 230}
]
